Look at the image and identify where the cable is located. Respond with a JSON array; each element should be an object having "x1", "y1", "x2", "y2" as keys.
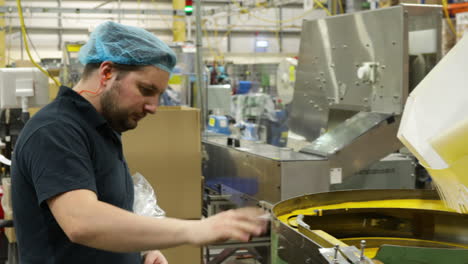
[
  {"x1": 230, "y1": 0, "x2": 332, "y2": 24},
  {"x1": 275, "y1": 9, "x2": 281, "y2": 52},
  {"x1": 150, "y1": 0, "x2": 172, "y2": 30},
  {"x1": 78, "y1": 89, "x2": 99, "y2": 95},
  {"x1": 442, "y1": 0, "x2": 459, "y2": 37},
  {"x1": 7, "y1": 16, "x2": 13, "y2": 66},
  {"x1": 314, "y1": 0, "x2": 332, "y2": 17},
  {"x1": 201, "y1": 21, "x2": 219, "y2": 59},
  {"x1": 212, "y1": 17, "x2": 223, "y2": 60},
  {"x1": 217, "y1": 12, "x2": 254, "y2": 53},
  {"x1": 338, "y1": 0, "x2": 344, "y2": 14},
  {"x1": 25, "y1": 30, "x2": 41, "y2": 62},
  {"x1": 16, "y1": 0, "x2": 60, "y2": 87},
  {"x1": 137, "y1": 0, "x2": 141, "y2": 21}
]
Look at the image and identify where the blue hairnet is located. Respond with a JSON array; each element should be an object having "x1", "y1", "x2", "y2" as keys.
[{"x1": 78, "y1": 21, "x2": 176, "y2": 73}]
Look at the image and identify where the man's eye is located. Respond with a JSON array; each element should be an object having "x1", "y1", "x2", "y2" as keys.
[{"x1": 139, "y1": 87, "x2": 156, "y2": 96}]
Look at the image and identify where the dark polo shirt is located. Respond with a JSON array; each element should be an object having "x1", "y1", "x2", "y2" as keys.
[{"x1": 11, "y1": 86, "x2": 140, "y2": 264}]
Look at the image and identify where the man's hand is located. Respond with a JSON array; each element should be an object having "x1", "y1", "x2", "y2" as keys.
[
  {"x1": 143, "y1": 250, "x2": 168, "y2": 264},
  {"x1": 189, "y1": 207, "x2": 269, "y2": 245}
]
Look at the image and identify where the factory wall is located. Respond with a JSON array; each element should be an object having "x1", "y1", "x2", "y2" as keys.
[{"x1": 3, "y1": 0, "x2": 327, "y2": 64}]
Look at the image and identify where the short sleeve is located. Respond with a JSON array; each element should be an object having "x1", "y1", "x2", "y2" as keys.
[{"x1": 17, "y1": 122, "x2": 97, "y2": 206}]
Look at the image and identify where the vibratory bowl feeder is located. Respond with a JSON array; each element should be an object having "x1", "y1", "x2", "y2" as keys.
[{"x1": 271, "y1": 190, "x2": 468, "y2": 264}]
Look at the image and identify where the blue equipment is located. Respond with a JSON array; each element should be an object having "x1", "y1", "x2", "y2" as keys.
[
  {"x1": 237, "y1": 81, "x2": 252, "y2": 94},
  {"x1": 207, "y1": 115, "x2": 231, "y2": 135}
]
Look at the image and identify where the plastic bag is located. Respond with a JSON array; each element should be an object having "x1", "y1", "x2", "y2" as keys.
[
  {"x1": 1, "y1": 178, "x2": 12, "y2": 217},
  {"x1": 132, "y1": 172, "x2": 165, "y2": 218},
  {"x1": 398, "y1": 35, "x2": 468, "y2": 213}
]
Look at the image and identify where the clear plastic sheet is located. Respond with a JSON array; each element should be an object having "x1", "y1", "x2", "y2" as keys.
[
  {"x1": 231, "y1": 93, "x2": 277, "y2": 123},
  {"x1": 132, "y1": 172, "x2": 165, "y2": 218}
]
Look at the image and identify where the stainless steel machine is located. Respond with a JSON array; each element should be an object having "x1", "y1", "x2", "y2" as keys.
[
  {"x1": 204, "y1": 135, "x2": 330, "y2": 205},
  {"x1": 290, "y1": 3, "x2": 441, "y2": 180},
  {"x1": 267, "y1": 4, "x2": 468, "y2": 264},
  {"x1": 203, "y1": 4, "x2": 450, "y2": 263},
  {"x1": 203, "y1": 4, "x2": 441, "y2": 206}
]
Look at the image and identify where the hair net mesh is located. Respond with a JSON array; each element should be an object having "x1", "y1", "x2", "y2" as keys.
[{"x1": 78, "y1": 21, "x2": 176, "y2": 73}]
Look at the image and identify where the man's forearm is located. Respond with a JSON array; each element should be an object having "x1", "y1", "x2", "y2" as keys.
[
  {"x1": 70, "y1": 200, "x2": 196, "y2": 252},
  {"x1": 49, "y1": 189, "x2": 266, "y2": 252}
]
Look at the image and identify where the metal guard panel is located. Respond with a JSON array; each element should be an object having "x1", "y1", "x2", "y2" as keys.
[
  {"x1": 300, "y1": 112, "x2": 393, "y2": 156},
  {"x1": 290, "y1": 6, "x2": 407, "y2": 142},
  {"x1": 203, "y1": 135, "x2": 324, "y2": 161}
]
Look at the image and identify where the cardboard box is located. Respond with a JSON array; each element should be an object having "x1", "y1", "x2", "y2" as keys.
[
  {"x1": 13, "y1": 60, "x2": 35, "y2": 68},
  {"x1": 123, "y1": 106, "x2": 202, "y2": 219},
  {"x1": 161, "y1": 245, "x2": 202, "y2": 264}
]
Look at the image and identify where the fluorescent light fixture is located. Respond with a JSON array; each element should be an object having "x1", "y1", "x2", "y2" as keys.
[{"x1": 256, "y1": 40, "x2": 269, "y2": 48}]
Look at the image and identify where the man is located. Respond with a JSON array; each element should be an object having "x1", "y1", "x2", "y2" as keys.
[{"x1": 11, "y1": 21, "x2": 267, "y2": 264}]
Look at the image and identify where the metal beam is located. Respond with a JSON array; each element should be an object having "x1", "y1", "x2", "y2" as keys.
[
  {"x1": 5, "y1": 26, "x2": 172, "y2": 35},
  {"x1": 195, "y1": 0, "x2": 206, "y2": 131},
  {"x1": 0, "y1": 0, "x2": 5, "y2": 67},
  {"x1": 227, "y1": 5, "x2": 231, "y2": 52},
  {"x1": 4, "y1": 24, "x2": 301, "y2": 35},
  {"x1": 57, "y1": 0, "x2": 62, "y2": 51},
  {"x1": 93, "y1": 0, "x2": 114, "y2": 9},
  {"x1": 202, "y1": 0, "x2": 304, "y2": 16},
  {"x1": 0, "y1": 5, "x2": 182, "y2": 16},
  {"x1": 278, "y1": 6, "x2": 283, "y2": 52},
  {"x1": 6, "y1": 0, "x2": 171, "y2": 2},
  {"x1": 188, "y1": 27, "x2": 301, "y2": 34}
]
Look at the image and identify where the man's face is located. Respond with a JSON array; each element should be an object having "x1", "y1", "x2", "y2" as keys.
[{"x1": 100, "y1": 66, "x2": 169, "y2": 132}]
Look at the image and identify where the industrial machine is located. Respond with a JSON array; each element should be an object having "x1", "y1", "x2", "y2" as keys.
[
  {"x1": 203, "y1": 3, "x2": 441, "y2": 206},
  {"x1": 207, "y1": 84, "x2": 232, "y2": 115},
  {"x1": 0, "y1": 68, "x2": 49, "y2": 162},
  {"x1": 203, "y1": 4, "x2": 449, "y2": 263},
  {"x1": 271, "y1": 189, "x2": 468, "y2": 264},
  {"x1": 0, "y1": 67, "x2": 50, "y2": 264},
  {"x1": 276, "y1": 57, "x2": 297, "y2": 105},
  {"x1": 289, "y1": 3, "x2": 441, "y2": 180},
  {"x1": 59, "y1": 41, "x2": 85, "y2": 88},
  {"x1": 268, "y1": 4, "x2": 468, "y2": 264}
]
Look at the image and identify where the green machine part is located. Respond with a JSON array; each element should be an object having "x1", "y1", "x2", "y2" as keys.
[
  {"x1": 374, "y1": 245, "x2": 468, "y2": 264},
  {"x1": 271, "y1": 231, "x2": 288, "y2": 264}
]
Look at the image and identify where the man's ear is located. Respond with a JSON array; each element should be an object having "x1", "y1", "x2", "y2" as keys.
[{"x1": 99, "y1": 61, "x2": 115, "y2": 86}]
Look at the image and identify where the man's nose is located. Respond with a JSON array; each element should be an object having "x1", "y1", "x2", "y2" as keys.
[
  {"x1": 144, "y1": 103, "x2": 157, "y2": 114},
  {"x1": 144, "y1": 94, "x2": 160, "y2": 114},
  {"x1": 144, "y1": 95, "x2": 160, "y2": 114}
]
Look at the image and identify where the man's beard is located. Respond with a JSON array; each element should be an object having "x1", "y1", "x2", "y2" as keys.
[{"x1": 100, "y1": 81, "x2": 137, "y2": 133}]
